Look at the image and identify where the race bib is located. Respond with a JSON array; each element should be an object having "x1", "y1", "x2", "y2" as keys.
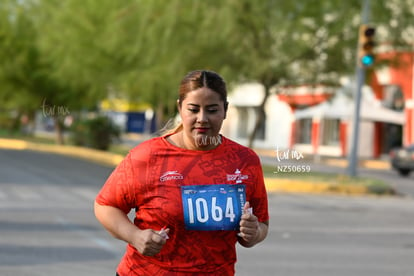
[{"x1": 181, "y1": 184, "x2": 246, "y2": 231}]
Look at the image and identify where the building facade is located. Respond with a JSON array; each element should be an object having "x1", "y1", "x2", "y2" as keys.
[{"x1": 222, "y1": 51, "x2": 413, "y2": 159}]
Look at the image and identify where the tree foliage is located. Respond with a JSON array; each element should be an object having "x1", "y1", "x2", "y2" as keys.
[{"x1": 0, "y1": 0, "x2": 413, "y2": 145}]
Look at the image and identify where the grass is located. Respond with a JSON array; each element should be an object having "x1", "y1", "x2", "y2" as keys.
[
  {"x1": 263, "y1": 164, "x2": 396, "y2": 195},
  {"x1": 0, "y1": 130, "x2": 57, "y2": 144},
  {"x1": 0, "y1": 130, "x2": 133, "y2": 155},
  {"x1": 108, "y1": 143, "x2": 133, "y2": 156}
]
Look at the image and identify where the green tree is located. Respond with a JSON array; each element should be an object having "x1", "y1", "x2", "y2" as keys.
[
  {"x1": 97, "y1": 0, "x2": 230, "y2": 128},
  {"x1": 200, "y1": 0, "x2": 414, "y2": 147},
  {"x1": 0, "y1": 0, "x2": 48, "y2": 134},
  {"x1": 209, "y1": 0, "x2": 362, "y2": 147},
  {"x1": 1, "y1": 0, "x2": 412, "y2": 147},
  {"x1": 0, "y1": 0, "x2": 111, "y2": 143}
]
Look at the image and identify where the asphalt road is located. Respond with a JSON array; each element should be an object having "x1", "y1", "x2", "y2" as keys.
[{"x1": 1, "y1": 149, "x2": 414, "y2": 276}]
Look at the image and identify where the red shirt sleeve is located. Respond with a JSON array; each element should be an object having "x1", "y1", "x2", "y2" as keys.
[
  {"x1": 95, "y1": 153, "x2": 137, "y2": 214},
  {"x1": 246, "y1": 151, "x2": 269, "y2": 223}
]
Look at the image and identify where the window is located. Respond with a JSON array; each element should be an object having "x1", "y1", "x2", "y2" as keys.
[
  {"x1": 321, "y1": 119, "x2": 340, "y2": 146},
  {"x1": 296, "y1": 118, "x2": 312, "y2": 144},
  {"x1": 383, "y1": 85, "x2": 404, "y2": 111}
]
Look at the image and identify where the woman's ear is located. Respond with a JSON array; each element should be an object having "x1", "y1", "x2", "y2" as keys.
[
  {"x1": 223, "y1": 101, "x2": 229, "y2": 119},
  {"x1": 177, "y1": 99, "x2": 181, "y2": 111}
]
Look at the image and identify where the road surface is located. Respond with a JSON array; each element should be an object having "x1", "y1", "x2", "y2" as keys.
[{"x1": 1, "y1": 149, "x2": 414, "y2": 276}]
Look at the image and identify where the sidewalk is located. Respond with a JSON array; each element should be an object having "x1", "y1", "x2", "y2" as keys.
[{"x1": 0, "y1": 137, "x2": 392, "y2": 196}]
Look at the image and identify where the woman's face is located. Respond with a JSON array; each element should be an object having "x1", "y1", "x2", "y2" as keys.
[{"x1": 178, "y1": 87, "x2": 226, "y2": 150}]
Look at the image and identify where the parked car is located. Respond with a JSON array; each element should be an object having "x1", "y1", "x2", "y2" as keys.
[{"x1": 390, "y1": 144, "x2": 414, "y2": 176}]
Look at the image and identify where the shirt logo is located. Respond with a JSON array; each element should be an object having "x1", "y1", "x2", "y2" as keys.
[
  {"x1": 226, "y1": 169, "x2": 248, "y2": 184},
  {"x1": 160, "y1": 171, "x2": 184, "y2": 182}
]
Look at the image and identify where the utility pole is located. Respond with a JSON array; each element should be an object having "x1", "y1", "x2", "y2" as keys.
[{"x1": 346, "y1": 0, "x2": 371, "y2": 177}]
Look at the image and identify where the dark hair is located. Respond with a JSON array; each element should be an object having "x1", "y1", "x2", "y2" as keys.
[{"x1": 178, "y1": 70, "x2": 228, "y2": 111}]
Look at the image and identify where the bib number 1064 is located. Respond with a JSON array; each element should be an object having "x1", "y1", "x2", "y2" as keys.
[
  {"x1": 187, "y1": 197, "x2": 235, "y2": 224},
  {"x1": 181, "y1": 184, "x2": 246, "y2": 231}
]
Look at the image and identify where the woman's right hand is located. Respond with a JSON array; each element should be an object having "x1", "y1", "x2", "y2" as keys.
[
  {"x1": 94, "y1": 202, "x2": 170, "y2": 256},
  {"x1": 132, "y1": 228, "x2": 170, "y2": 256}
]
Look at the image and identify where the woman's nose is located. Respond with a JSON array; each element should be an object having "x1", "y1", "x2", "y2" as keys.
[{"x1": 197, "y1": 110, "x2": 208, "y2": 123}]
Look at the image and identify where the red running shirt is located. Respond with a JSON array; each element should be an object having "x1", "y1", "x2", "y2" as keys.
[{"x1": 96, "y1": 135, "x2": 269, "y2": 275}]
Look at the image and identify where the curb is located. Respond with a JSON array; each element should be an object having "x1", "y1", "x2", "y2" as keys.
[
  {"x1": 264, "y1": 178, "x2": 369, "y2": 195},
  {"x1": 1, "y1": 138, "x2": 373, "y2": 195},
  {"x1": 0, "y1": 138, "x2": 124, "y2": 167},
  {"x1": 322, "y1": 158, "x2": 391, "y2": 170}
]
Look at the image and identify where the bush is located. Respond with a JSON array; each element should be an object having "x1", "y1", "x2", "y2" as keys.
[
  {"x1": 70, "y1": 119, "x2": 89, "y2": 147},
  {"x1": 70, "y1": 116, "x2": 120, "y2": 150},
  {"x1": 0, "y1": 112, "x2": 20, "y2": 135},
  {"x1": 367, "y1": 183, "x2": 397, "y2": 195}
]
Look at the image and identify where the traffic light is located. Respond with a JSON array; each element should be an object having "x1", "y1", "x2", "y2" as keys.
[{"x1": 358, "y1": 24, "x2": 376, "y2": 68}]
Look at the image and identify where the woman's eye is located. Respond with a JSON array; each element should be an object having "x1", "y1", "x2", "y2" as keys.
[{"x1": 187, "y1": 108, "x2": 217, "y2": 113}]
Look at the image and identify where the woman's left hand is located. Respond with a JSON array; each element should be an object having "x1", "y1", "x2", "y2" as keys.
[
  {"x1": 238, "y1": 202, "x2": 268, "y2": 248},
  {"x1": 239, "y1": 202, "x2": 259, "y2": 243}
]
